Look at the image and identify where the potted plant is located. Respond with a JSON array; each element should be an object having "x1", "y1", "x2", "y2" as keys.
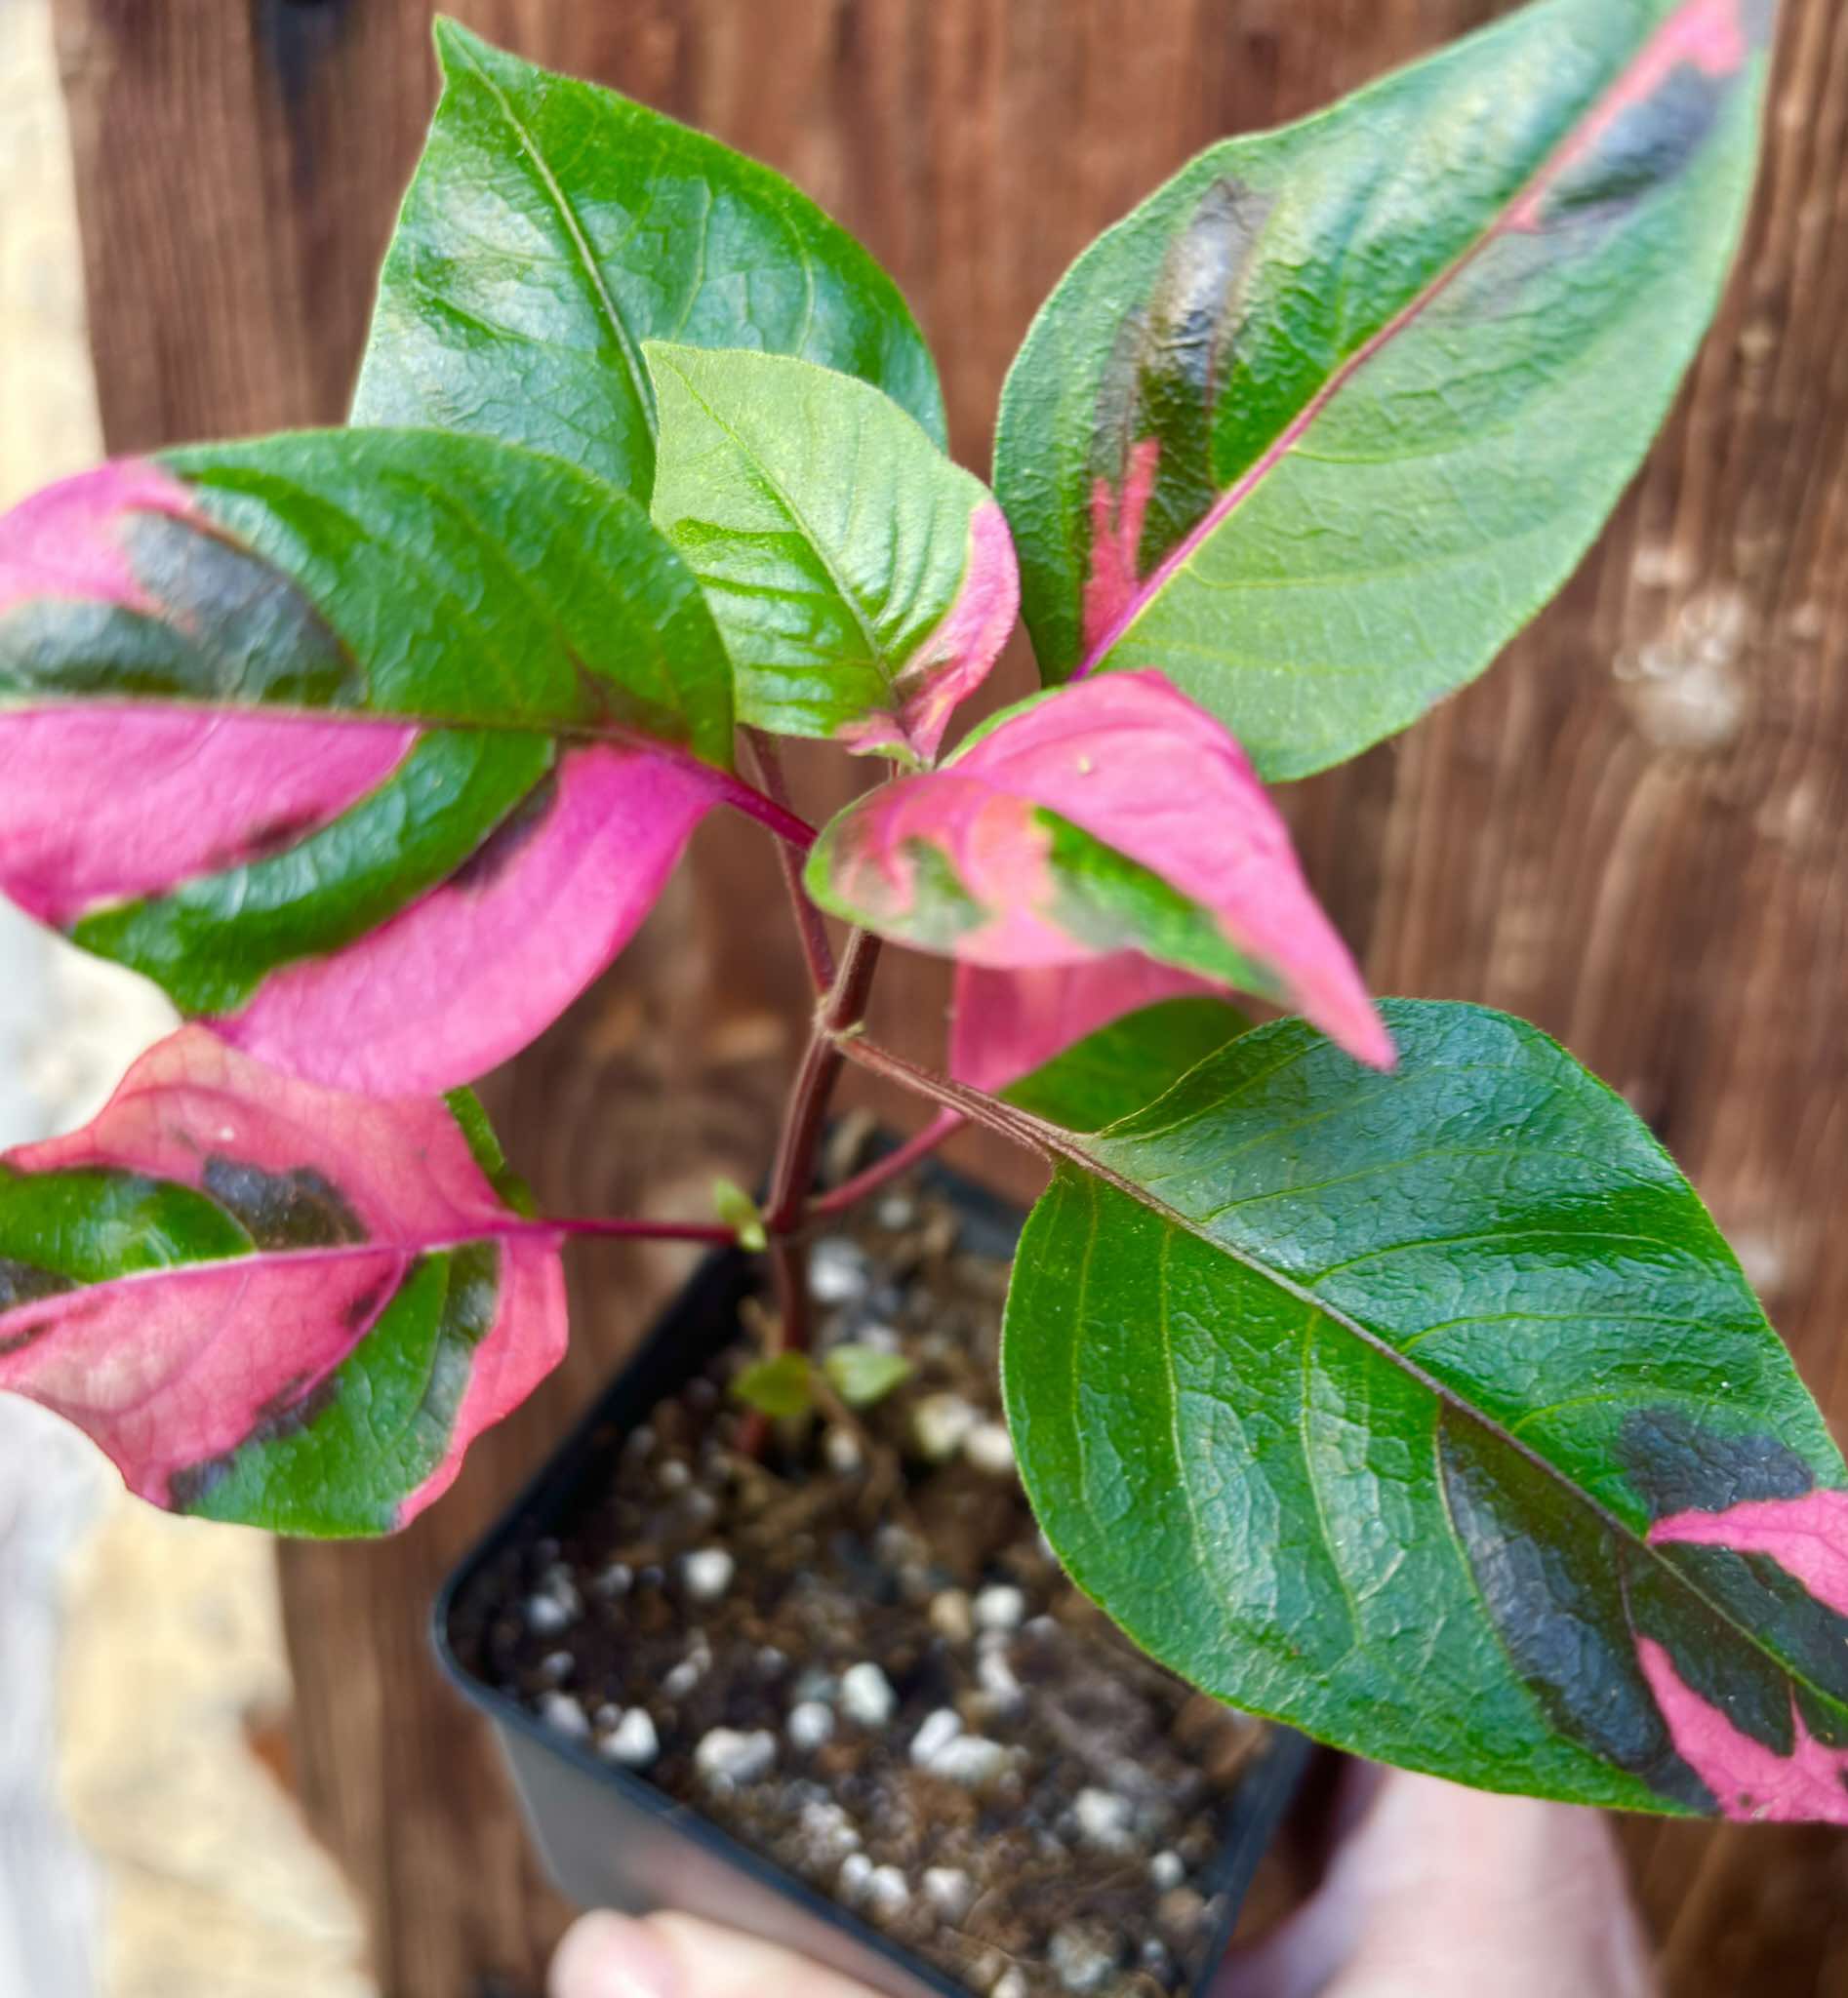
[{"x1": 1, "y1": 2, "x2": 1839, "y2": 1994}]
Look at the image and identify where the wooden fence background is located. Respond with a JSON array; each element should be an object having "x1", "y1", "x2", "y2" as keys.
[{"x1": 45, "y1": 1, "x2": 1848, "y2": 1991}]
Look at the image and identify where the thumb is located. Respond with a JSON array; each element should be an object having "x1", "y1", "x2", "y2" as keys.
[{"x1": 549, "y1": 1909, "x2": 886, "y2": 1998}]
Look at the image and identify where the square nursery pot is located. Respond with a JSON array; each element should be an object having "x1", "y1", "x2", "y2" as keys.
[{"x1": 436, "y1": 1153, "x2": 1313, "y2": 1998}]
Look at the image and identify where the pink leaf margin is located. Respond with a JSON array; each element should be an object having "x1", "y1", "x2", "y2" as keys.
[
  {"x1": 0, "y1": 458, "x2": 194, "y2": 620},
  {"x1": 832, "y1": 500, "x2": 1022, "y2": 768},
  {"x1": 0, "y1": 704, "x2": 418, "y2": 927}
]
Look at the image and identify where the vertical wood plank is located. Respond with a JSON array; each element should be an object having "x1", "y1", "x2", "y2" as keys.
[{"x1": 47, "y1": 2, "x2": 1848, "y2": 1990}]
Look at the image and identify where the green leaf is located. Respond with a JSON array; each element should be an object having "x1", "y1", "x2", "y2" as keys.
[
  {"x1": 994, "y1": 0, "x2": 1773, "y2": 779},
  {"x1": 824, "y1": 1343, "x2": 913, "y2": 1409},
  {"x1": 732, "y1": 1352, "x2": 817, "y2": 1419},
  {"x1": 712, "y1": 1177, "x2": 768, "y2": 1252},
  {"x1": 353, "y1": 20, "x2": 944, "y2": 492},
  {"x1": 647, "y1": 344, "x2": 1018, "y2": 766},
  {"x1": 1003, "y1": 999, "x2": 1848, "y2": 1820},
  {"x1": 999, "y1": 994, "x2": 1252, "y2": 1130},
  {"x1": 155, "y1": 429, "x2": 735, "y2": 763}
]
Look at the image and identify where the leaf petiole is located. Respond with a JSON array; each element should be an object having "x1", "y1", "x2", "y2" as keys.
[{"x1": 807, "y1": 1108, "x2": 968, "y2": 1219}]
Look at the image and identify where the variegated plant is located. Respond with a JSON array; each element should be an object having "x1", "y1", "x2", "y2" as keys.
[{"x1": 4, "y1": 0, "x2": 1838, "y2": 1826}]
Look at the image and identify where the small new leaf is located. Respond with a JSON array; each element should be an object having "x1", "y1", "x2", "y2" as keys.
[
  {"x1": 824, "y1": 1344, "x2": 914, "y2": 1410},
  {"x1": 649, "y1": 344, "x2": 1019, "y2": 765},
  {"x1": 354, "y1": 21, "x2": 944, "y2": 490},
  {"x1": 732, "y1": 1352, "x2": 817, "y2": 1419},
  {"x1": 712, "y1": 1178, "x2": 768, "y2": 1253}
]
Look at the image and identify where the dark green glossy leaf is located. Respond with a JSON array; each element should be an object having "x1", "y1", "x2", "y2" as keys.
[
  {"x1": 1003, "y1": 999, "x2": 1848, "y2": 1820},
  {"x1": 353, "y1": 20, "x2": 944, "y2": 490},
  {"x1": 995, "y1": 0, "x2": 1772, "y2": 779},
  {"x1": 648, "y1": 343, "x2": 1016, "y2": 765}
]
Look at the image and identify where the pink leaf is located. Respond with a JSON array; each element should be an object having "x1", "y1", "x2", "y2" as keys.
[
  {"x1": 810, "y1": 669, "x2": 1391, "y2": 1069},
  {"x1": 0, "y1": 442, "x2": 743, "y2": 1097},
  {"x1": 949, "y1": 956, "x2": 1218, "y2": 1095},
  {"x1": 0, "y1": 705, "x2": 416, "y2": 926},
  {"x1": 0, "y1": 1029, "x2": 567, "y2": 1535},
  {"x1": 218, "y1": 746, "x2": 718, "y2": 1097}
]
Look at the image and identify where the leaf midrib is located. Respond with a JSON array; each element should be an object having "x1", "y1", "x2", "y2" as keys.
[
  {"x1": 0, "y1": 1225, "x2": 543, "y2": 1326},
  {"x1": 1077, "y1": 1, "x2": 1720, "y2": 676},
  {"x1": 664, "y1": 359, "x2": 901, "y2": 696},
  {"x1": 1042, "y1": 1134, "x2": 1848, "y2": 1726},
  {"x1": 449, "y1": 31, "x2": 657, "y2": 438}
]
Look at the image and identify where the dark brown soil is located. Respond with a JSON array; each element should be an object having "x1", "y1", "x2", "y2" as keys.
[{"x1": 453, "y1": 1157, "x2": 1268, "y2": 1998}]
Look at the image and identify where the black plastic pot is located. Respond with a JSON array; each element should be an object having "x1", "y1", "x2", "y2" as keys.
[{"x1": 435, "y1": 1159, "x2": 1312, "y2": 1998}]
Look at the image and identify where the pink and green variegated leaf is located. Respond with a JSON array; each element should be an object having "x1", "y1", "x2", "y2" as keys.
[
  {"x1": 0, "y1": 1029, "x2": 565, "y2": 1538},
  {"x1": 647, "y1": 343, "x2": 1019, "y2": 768},
  {"x1": 994, "y1": 0, "x2": 1774, "y2": 779},
  {"x1": 1004, "y1": 1002, "x2": 1848, "y2": 1821},
  {"x1": 806, "y1": 670, "x2": 1391, "y2": 1068},
  {"x1": 0, "y1": 431, "x2": 743, "y2": 1095}
]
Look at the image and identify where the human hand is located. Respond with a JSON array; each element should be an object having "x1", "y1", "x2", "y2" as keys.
[
  {"x1": 1220, "y1": 1764, "x2": 1657, "y2": 1998},
  {"x1": 548, "y1": 1765, "x2": 1657, "y2": 1998}
]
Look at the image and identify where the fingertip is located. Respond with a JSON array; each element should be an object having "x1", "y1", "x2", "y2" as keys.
[{"x1": 548, "y1": 1910, "x2": 681, "y2": 1998}]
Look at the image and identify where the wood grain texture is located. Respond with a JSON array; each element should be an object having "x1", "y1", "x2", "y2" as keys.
[{"x1": 47, "y1": 1, "x2": 1848, "y2": 1992}]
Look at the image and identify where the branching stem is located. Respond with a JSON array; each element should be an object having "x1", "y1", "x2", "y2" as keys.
[
  {"x1": 830, "y1": 1034, "x2": 1054, "y2": 1162},
  {"x1": 759, "y1": 927, "x2": 884, "y2": 1349},
  {"x1": 807, "y1": 1108, "x2": 967, "y2": 1219}
]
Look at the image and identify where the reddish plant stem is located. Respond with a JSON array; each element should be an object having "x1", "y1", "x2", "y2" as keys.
[
  {"x1": 615, "y1": 726, "x2": 817, "y2": 852},
  {"x1": 807, "y1": 1107, "x2": 967, "y2": 1219},
  {"x1": 831, "y1": 1033, "x2": 1055, "y2": 1162},
  {"x1": 709, "y1": 768, "x2": 817, "y2": 852},
  {"x1": 743, "y1": 730, "x2": 835, "y2": 993},
  {"x1": 760, "y1": 926, "x2": 884, "y2": 1351}
]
